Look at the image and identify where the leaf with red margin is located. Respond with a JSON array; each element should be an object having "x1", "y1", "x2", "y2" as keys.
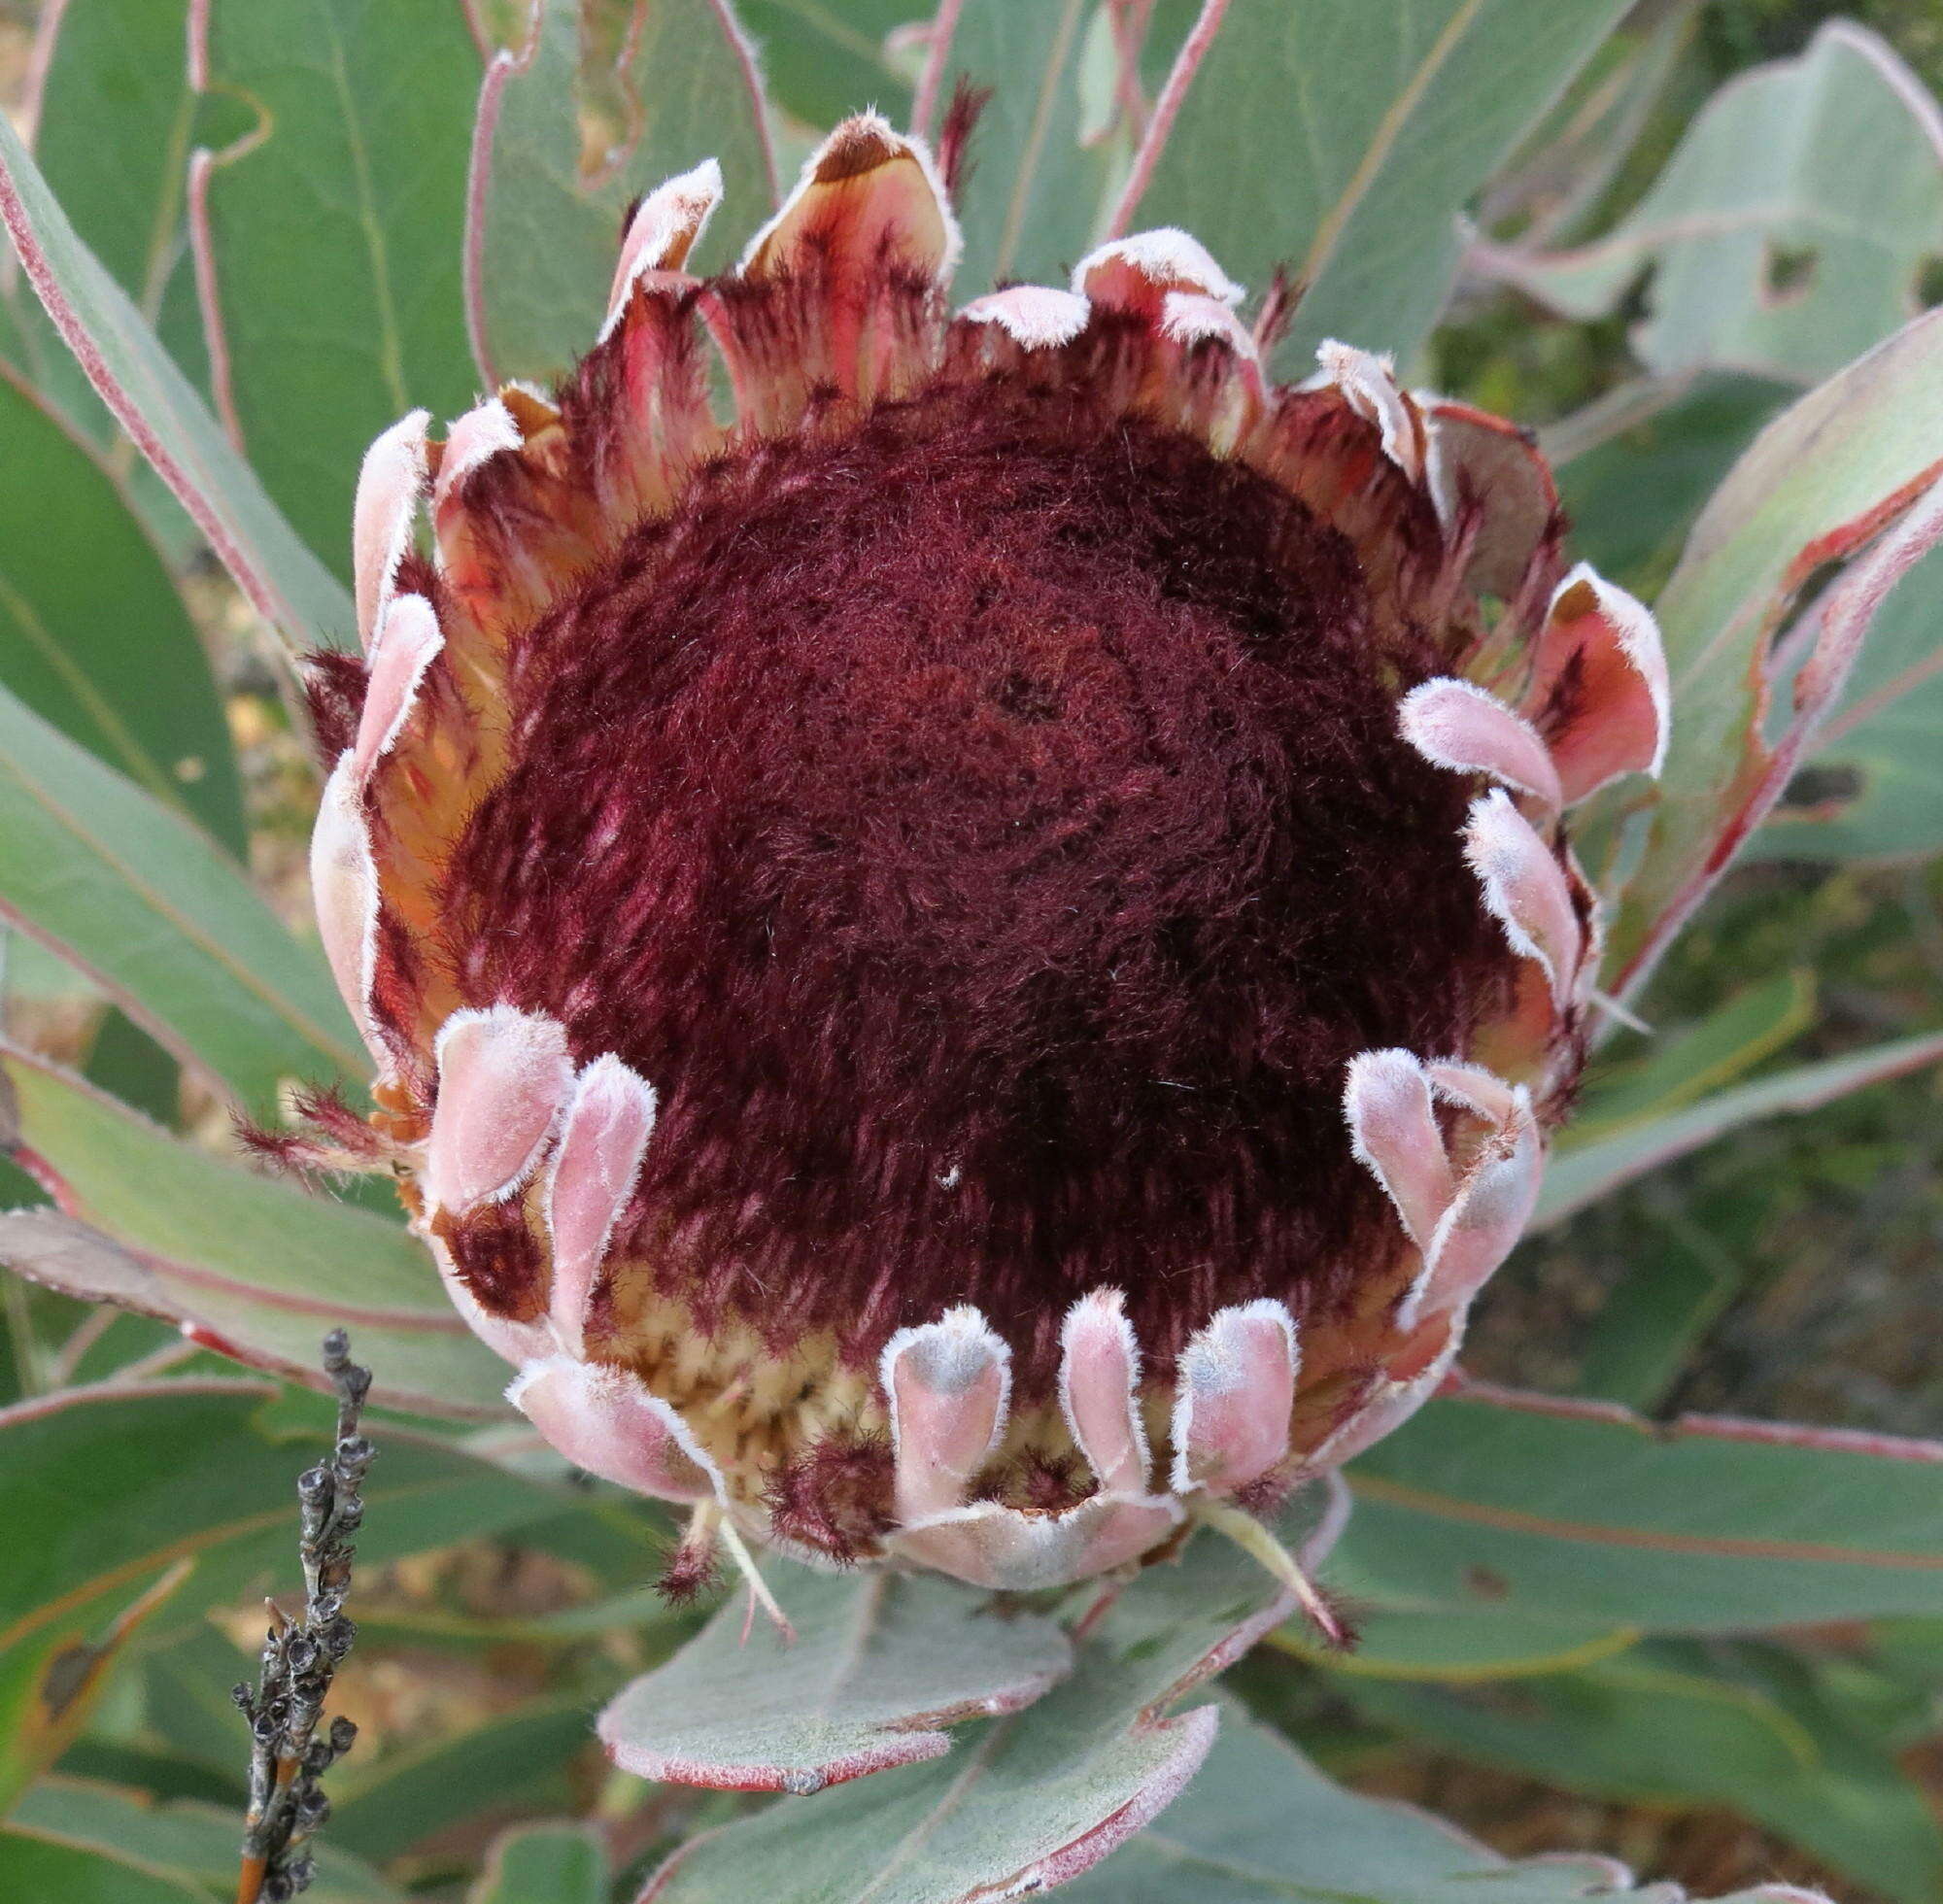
[
  {"x1": 1534, "y1": 1027, "x2": 1943, "y2": 1226},
  {"x1": 0, "y1": 681, "x2": 360, "y2": 1109},
  {"x1": 1113, "y1": 0, "x2": 1628, "y2": 373},
  {"x1": 187, "y1": 0, "x2": 486, "y2": 571},
  {"x1": 1337, "y1": 1383, "x2": 1943, "y2": 1632},
  {"x1": 0, "y1": 1042, "x2": 508, "y2": 1417},
  {"x1": 1472, "y1": 23, "x2": 1943, "y2": 392},
  {"x1": 639, "y1": 1527, "x2": 1294, "y2": 1903},
  {"x1": 1335, "y1": 1643, "x2": 1939, "y2": 1904},
  {"x1": 599, "y1": 1567, "x2": 1072, "y2": 1793},
  {"x1": 1057, "y1": 1709, "x2": 1831, "y2": 1903},
  {"x1": 1747, "y1": 538, "x2": 1943, "y2": 863},
  {"x1": 464, "y1": 0, "x2": 775, "y2": 388},
  {"x1": 1607, "y1": 305, "x2": 1943, "y2": 998},
  {"x1": 0, "y1": 101, "x2": 353, "y2": 651},
  {"x1": 3, "y1": 0, "x2": 232, "y2": 420},
  {"x1": 0, "y1": 335, "x2": 244, "y2": 854}
]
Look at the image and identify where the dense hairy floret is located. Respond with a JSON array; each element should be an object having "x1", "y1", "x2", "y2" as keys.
[{"x1": 442, "y1": 385, "x2": 1512, "y2": 1384}]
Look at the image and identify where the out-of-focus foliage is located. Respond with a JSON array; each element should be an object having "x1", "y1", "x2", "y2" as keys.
[{"x1": 1483, "y1": 21, "x2": 1943, "y2": 388}]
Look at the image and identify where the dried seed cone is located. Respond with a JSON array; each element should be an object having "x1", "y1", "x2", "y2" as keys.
[{"x1": 306, "y1": 117, "x2": 1669, "y2": 1591}]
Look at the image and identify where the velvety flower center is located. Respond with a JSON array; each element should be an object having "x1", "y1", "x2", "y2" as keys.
[{"x1": 441, "y1": 380, "x2": 1516, "y2": 1387}]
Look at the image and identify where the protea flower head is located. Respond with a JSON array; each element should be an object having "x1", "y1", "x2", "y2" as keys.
[{"x1": 305, "y1": 114, "x2": 1667, "y2": 1608}]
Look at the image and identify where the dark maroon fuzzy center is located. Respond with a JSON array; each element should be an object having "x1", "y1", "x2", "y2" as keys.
[{"x1": 443, "y1": 382, "x2": 1513, "y2": 1384}]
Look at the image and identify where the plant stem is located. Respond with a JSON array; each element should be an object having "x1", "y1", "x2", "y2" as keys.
[{"x1": 233, "y1": 1330, "x2": 372, "y2": 1904}]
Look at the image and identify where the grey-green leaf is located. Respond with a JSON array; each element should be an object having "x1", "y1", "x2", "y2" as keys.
[
  {"x1": 1749, "y1": 539, "x2": 1943, "y2": 863},
  {"x1": 599, "y1": 1566, "x2": 1071, "y2": 1792},
  {"x1": 1483, "y1": 22, "x2": 1943, "y2": 389},
  {"x1": 1564, "y1": 971, "x2": 1814, "y2": 1143},
  {"x1": 0, "y1": 680, "x2": 358, "y2": 1107},
  {"x1": 642, "y1": 1525, "x2": 1293, "y2": 1903},
  {"x1": 8, "y1": 1778, "x2": 402, "y2": 1903},
  {"x1": 1536, "y1": 1029, "x2": 1943, "y2": 1226},
  {"x1": 1340, "y1": 1642, "x2": 1941, "y2": 1904},
  {"x1": 467, "y1": 0, "x2": 775, "y2": 388},
  {"x1": 1340, "y1": 1388, "x2": 1943, "y2": 1631},
  {"x1": 1059, "y1": 1709, "x2": 1828, "y2": 1902},
  {"x1": 0, "y1": 368, "x2": 244, "y2": 853},
  {"x1": 1124, "y1": 0, "x2": 1628, "y2": 373},
  {"x1": 1607, "y1": 305, "x2": 1943, "y2": 993},
  {"x1": 0, "y1": 1042, "x2": 508, "y2": 1416},
  {"x1": 0, "y1": 102, "x2": 354, "y2": 649},
  {"x1": 0, "y1": 0, "x2": 209, "y2": 439},
  {"x1": 191, "y1": 0, "x2": 487, "y2": 569},
  {"x1": 0, "y1": 1378, "x2": 562, "y2": 1735}
]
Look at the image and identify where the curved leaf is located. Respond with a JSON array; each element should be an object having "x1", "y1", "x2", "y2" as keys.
[
  {"x1": 190, "y1": 0, "x2": 486, "y2": 568},
  {"x1": 466, "y1": 0, "x2": 775, "y2": 388},
  {"x1": 1606, "y1": 306, "x2": 1943, "y2": 994},
  {"x1": 0, "y1": 1830, "x2": 207, "y2": 1904},
  {"x1": 0, "y1": 683, "x2": 359, "y2": 1108},
  {"x1": 0, "y1": 102, "x2": 353, "y2": 649},
  {"x1": 0, "y1": 1044, "x2": 507, "y2": 1417},
  {"x1": 1750, "y1": 538, "x2": 1943, "y2": 863},
  {"x1": 599, "y1": 1567, "x2": 1071, "y2": 1791},
  {"x1": 1341, "y1": 1387, "x2": 1943, "y2": 1631},
  {"x1": 1566, "y1": 972, "x2": 1815, "y2": 1142},
  {"x1": 0, "y1": 367, "x2": 242, "y2": 852},
  {"x1": 642, "y1": 1526, "x2": 1293, "y2": 1904},
  {"x1": 1581, "y1": 973, "x2": 1818, "y2": 1125},
  {"x1": 1269, "y1": 1606, "x2": 1638, "y2": 1683},
  {"x1": 1481, "y1": 22, "x2": 1943, "y2": 389},
  {"x1": 1058, "y1": 1711, "x2": 1827, "y2": 1903},
  {"x1": 1535, "y1": 1029, "x2": 1943, "y2": 1226},
  {"x1": 0, "y1": 0, "x2": 211, "y2": 455},
  {"x1": 10, "y1": 1778, "x2": 401, "y2": 1902},
  {"x1": 0, "y1": 1560, "x2": 190, "y2": 1812},
  {"x1": 1343, "y1": 1643, "x2": 1943, "y2": 1904},
  {"x1": 1119, "y1": 0, "x2": 1627, "y2": 372},
  {"x1": 0, "y1": 1378, "x2": 560, "y2": 1666}
]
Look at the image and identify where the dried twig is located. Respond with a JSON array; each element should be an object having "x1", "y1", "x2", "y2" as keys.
[{"x1": 232, "y1": 1331, "x2": 372, "y2": 1904}]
